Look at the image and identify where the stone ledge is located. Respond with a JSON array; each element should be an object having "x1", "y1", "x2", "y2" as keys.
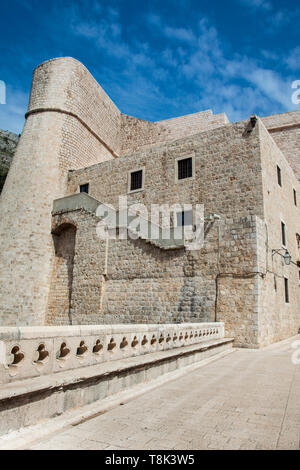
[
  {"x1": 0, "y1": 322, "x2": 225, "y2": 383},
  {"x1": 0, "y1": 347, "x2": 236, "y2": 450},
  {"x1": 0, "y1": 337, "x2": 233, "y2": 436},
  {"x1": 0, "y1": 337, "x2": 233, "y2": 402}
]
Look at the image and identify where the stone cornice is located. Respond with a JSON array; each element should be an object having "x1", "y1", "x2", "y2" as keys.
[{"x1": 25, "y1": 107, "x2": 119, "y2": 159}]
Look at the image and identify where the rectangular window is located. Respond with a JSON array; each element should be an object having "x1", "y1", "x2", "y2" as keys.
[
  {"x1": 178, "y1": 157, "x2": 193, "y2": 180},
  {"x1": 293, "y1": 189, "x2": 297, "y2": 206},
  {"x1": 176, "y1": 210, "x2": 193, "y2": 227},
  {"x1": 281, "y1": 221, "x2": 286, "y2": 247},
  {"x1": 130, "y1": 169, "x2": 143, "y2": 192},
  {"x1": 80, "y1": 183, "x2": 89, "y2": 194},
  {"x1": 297, "y1": 233, "x2": 300, "y2": 250},
  {"x1": 284, "y1": 278, "x2": 289, "y2": 303},
  {"x1": 277, "y1": 165, "x2": 282, "y2": 186}
]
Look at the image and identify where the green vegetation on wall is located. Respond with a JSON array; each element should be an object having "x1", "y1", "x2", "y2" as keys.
[
  {"x1": 0, "y1": 130, "x2": 19, "y2": 194},
  {"x1": 0, "y1": 164, "x2": 8, "y2": 193}
]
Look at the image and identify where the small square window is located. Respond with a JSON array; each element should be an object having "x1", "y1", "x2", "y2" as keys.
[
  {"x1": 80, "y1": 183, "x2": 89, "y2": 194},
  {"x1": 176, "y1": 210, "x2": 193, "y2": 227},
  {"x1": 277, "y1": 165, "x2": 282, "y2": 187},
  {"x1": 178, "y1": 157, "x2": 193, "y2": 180},
  {"x1": 284, "y1": 277, "x2": 289, "y2": 303},
  {"x1": 281, "y1": 221, "x2": 286, "y2": 247},
  {"x1": 293, "y1": 189, "x2": 297, "y2": 206},
  {"x1": 128, "y1": 168, "x2": 144, "y2": 193}
]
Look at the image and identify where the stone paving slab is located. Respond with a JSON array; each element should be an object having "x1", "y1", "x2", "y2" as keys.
[{"x1": 29, "y1": 336, "x2": 300, "y2": 450}]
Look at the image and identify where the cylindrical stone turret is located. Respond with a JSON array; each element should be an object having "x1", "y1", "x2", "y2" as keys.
[{"x1": 0, "y1": 57, "x2": 121, "y2": 325}]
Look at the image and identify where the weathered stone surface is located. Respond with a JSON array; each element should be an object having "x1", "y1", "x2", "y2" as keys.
[
  {"x1": 0, "y1": 322, "x2": 225, "y2": 383},
  {"x1": 0, "y1": 322, "x2": 231, "y2": 437},
  {"x1": 0, "y1": 57, "x2": 299, "y2": 349},
  {"x1": 1, "y1": 335, "x2": 298, "y2": 450}
]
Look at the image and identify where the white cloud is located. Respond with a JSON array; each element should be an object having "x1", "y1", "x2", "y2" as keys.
[
  {"x1": 239, "y1": 0, "x2": 273, "y2": 11},
  {"x1": 0, "y1": 86, "x2": 28, "y2": 134},
  {"x1": 286, "y1": 46, "x2": 300, "y2": 71},
  {"x1": 7, "y1": 2, "x2": 294, "y2": 134},
  {"x1": 163, "y1": 26, "x2": 196, "y2": 43},
  {"x1": 246, "y1": 67, "x2": 292, "y2": 108}
]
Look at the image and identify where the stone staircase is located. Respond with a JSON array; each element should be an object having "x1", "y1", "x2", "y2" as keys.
[{"x1": 53, "y1": 192, "x2": 188, "y2": 250}]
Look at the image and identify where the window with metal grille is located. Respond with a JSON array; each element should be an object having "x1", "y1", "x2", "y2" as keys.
[
  {"x1": 281, "y1": 221, "x2": 286, "y2": 246},
  {"x1": 178, "y1": 157, "x2": 193, "y2": 180},
  {"x1": 296, "y1": 233, "x2": 300, "y2": 250},
  {"x1": 277, "y1": 165, "x2": 282, "y2": 187},
  {"x1": 130, "y1": 170, "x2": 143, "y2": 191},
  {"x1": 80, "y1": 183, "x2": 89, "y2": 194},
  {"x1": 176, "y1": 210, "x2": 193, "y2": 226},
  {"x1": 284, "y1": 278, "x2": 289, "y2": 303}
]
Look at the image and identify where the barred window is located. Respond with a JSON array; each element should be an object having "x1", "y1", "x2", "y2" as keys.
[
  {"x1": 176, "y1": 210, "x2": 193, "y2": 226},
  {"x1": 281, "y1": 221, "x2": 286, "y2": 247},
  {"x1": 80, "y1": 183, "x2": 89, "y2": 194},
  {"x1": 178, "y1": 157, "x2": 193, "y2": 180},
  {"x1": 284, "y1": 278, "x2": 289, "y2": 303},
  {"x1": 277, "y1": 165, "x2": 282, "y2": 187},
  {"x1": 130, "y1": 170, "x2": 143, "y2": 191}
]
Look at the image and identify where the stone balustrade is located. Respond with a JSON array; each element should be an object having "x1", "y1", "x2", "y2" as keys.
[{"x1": 0, "y1": 323, "x2": 224, "y2": 384}]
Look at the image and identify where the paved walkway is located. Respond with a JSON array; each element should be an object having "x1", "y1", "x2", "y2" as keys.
[{"x1": 30, "y1": 337, "x2": 300, "y2": 450}]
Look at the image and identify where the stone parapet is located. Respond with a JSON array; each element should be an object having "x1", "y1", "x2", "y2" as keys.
[{"x1": 0, "y1": 322, "x2": 224, "y2": 384}]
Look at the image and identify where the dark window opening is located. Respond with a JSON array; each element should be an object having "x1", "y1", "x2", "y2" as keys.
[
  {"x1": 277, "y1": 165, "x2": 282, "y2": 187},
  {"x1": 284, "y1": 278, "x2": 289, "y2": 303},
  {"x1": 293, "y1": 189, "x2": 297, "y2": 206},
  {"x1": 130, "y1": 170, "x2": 143, "y2": 191},
  {"x1": 297, "y1": 233, "x2": 300, "y2": 250},
  {"x1": 80, "y1": 183, "x2": 89, "y2": 194},
  {"x1": 178, "y1": 157, "x2": 193, "y2": 180},
  {"x1": 281, "y1": 221, "x2": 286, "y2": 246},
  {"x1": 177, "y1": 210, "x2": 193, "y2": 227}
]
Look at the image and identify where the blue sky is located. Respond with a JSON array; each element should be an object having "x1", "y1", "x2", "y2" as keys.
[{"x1": 0, "y1": 0, "x2": 299, "y2": 134}]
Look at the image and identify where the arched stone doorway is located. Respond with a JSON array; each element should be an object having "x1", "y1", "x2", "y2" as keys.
[{"x1": 46, "y1": 223, "x2": 77, "y2": 325}]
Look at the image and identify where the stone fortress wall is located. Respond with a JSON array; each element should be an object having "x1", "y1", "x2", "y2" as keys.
[
  {"x1": 60, "y1": 120, "x2": 265, "y2": 347},
  {"x1": 0, "y1": 57, "x2": 124, "y2": 327},
  {"x1": 61, "y1": 117, "x2": 300, "y2": 347},
  {"x1": 262, "y1": 111, "x2": 300, "y2": 181},
  {"x1": 0, "y1": 57, "x2": 236, "y2": 329},
  {"x1": 0, "y1": 56, "x2": 299, "y2": 348},
  {"x1": 257, "y1": 121, "x2": 300, "y2": 345},
  {"x1": 119, "y1": 109, "x2": 229, "y2": 155}
]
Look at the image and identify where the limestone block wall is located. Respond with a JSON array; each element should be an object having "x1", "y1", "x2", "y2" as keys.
[
  {"x1": 69, "y1": 120, "x2": 264, "y2": 224},
  {"x1": 0, "y1": 56, "x2": 232, "y2": 328},
  {"x1": 66, "y1": 120, "x2": 264, "y2": 345},
  {"x1": 157, "y1": 110, "x2": 229, "y2": 141},
  {"x1": 0, "y1": 112, "x2": 64, "y2": 326},
  {"x1": 256, "y1": 120, "x2": 300, "y2": 346},
  {"x1": 262, "y1": 111, "x2": 300, "y2": 181},
  {"x1": 46, "y1": 224, "x2": 77, "y2": 325},
  {"x1": 120, "y1": 110, "x2": 229, "y2": 155},
  {"x1": 47, "y1": 210, "x2": 106, "y2": 325},
  {"x1": 28, "y1": 57, "x2": 121, "y2": 161},
  {"x1": 0, "y1": 57, "x2": 121, "y2": 326}
]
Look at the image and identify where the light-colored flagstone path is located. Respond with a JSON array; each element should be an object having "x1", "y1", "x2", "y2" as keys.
[{"x1": 29, "y1": 336, "x2": 300, "y2": 450}]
